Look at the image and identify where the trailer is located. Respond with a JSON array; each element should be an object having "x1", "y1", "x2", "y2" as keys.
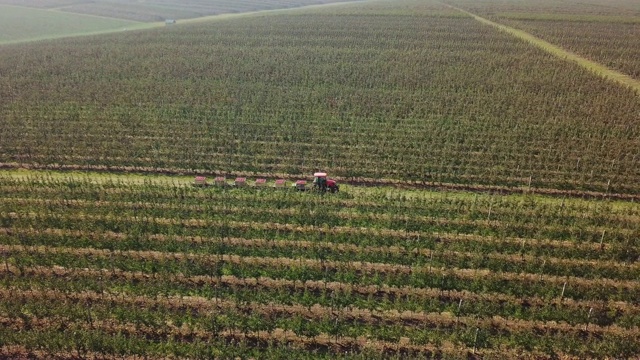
[{"x1": 193, "y1": 172, "x2": 340, "y2": 193}]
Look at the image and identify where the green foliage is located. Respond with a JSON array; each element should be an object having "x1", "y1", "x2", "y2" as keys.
[
  {"x1": 0, "y1": 0, "x2": 639, "y2": 193},
  {"x1": 1, "y1": 0, "x2": 639, "y2": 357},
  {"x1": 0, "y1": 172, "x2": 639, "y2": 358}
]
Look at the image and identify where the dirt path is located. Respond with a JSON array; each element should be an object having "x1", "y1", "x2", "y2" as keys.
[
  {"x1": 1, "y1": 164, "x2": 639, "y2": 203},
  {"x1": 445, "y1": 4, "x2": 640, "y2": 96}
]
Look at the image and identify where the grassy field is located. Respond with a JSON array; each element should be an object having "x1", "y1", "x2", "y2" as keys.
[
  {"x1": 0, "y1": 5, "x2": 144, "y2": 44},
  {"x1": 0, "y1": 0, "x2": 361, "y2": 22},
  {"x1": 0, "y1": 1, "x2": 359, "y2": 44},
  {"x1": 0, "y1": 0, "x2": 639, "y2": 358}
]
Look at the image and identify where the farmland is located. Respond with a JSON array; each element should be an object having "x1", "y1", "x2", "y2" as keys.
[
  {"x1": 0, "y1": 170, "x2": 639, "y2": 358},
  {"x1": 494, "y1": 18, "x2": 640, "y2": 81},
  {"x1": 0, "y1": 5, "x2": 141, "y2": 44},
  {"x1": 0, "y1": 0, "x2": 639, "y2": 358},
  {"x1": 0, "y1": 0, "x2": 361, "y2": 22},
  {"x1": 446, "y1": 0, "x2": 640, "y2": 81},
  {"x1": 1, "y1": 0, "x2": 639, "y2": 194},
  {"x1": 0, "y1": 1, "x2": 358, "y2": 44}
]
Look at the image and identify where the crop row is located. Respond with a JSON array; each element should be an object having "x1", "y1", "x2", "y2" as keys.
[
  {"x1": 1, "y1": 202, "x2": 633, "y2": 243},
  {"x1": 3, "y1": 175, "x2": 637, "y2": 223},
  {"x1": 3, "y1": 284, "x2": 639, "y2": 338},
  {"x1": 3, "y1": 264, "x2": 639, "y2": 326},
  {"x1": 3, "y1": 196, "x2": 635, "y2": 244},
  {"x1": 0, "y1": 228, "x2": 638, "y2": 279},
  {"x1": 4, "y1": 126, "x2": 634, "y2": 184},
  {"x1": 0, "y1": 314, "x2": 464, "y2": 358},
  {"x1": 0, "y1": 320, "x2": 378, "y2": 359},
  {"x1": 1, "y1": 6, "x2": 639, "y2": 193},
  {"x1": 2, "y1": 243, "x2": 639, "y2": 303},
  {"x1": 2, "y1": 226, "x2": 638, "y2": 285},
  {"x1": 4, "y1": 148, "x2": 633, "y2": 192},
  {"x1": 6, "y1": 130, "x2": 635, "y2": 177},
  {"x1": 1, "y1": 182, "x2": 636, "y2": 242},
  {"x1": 0, "y1": 225, "x2": 619, "y2": 263},
  {"x1": 3, "y1": 207, "x2": 637, "y2": 264},
  {"x1": 2, "y1": 121, "x2": 638, "y2": 190},
  {"x1": 2, "y1": 286, "x2": 635, "y2": 354},
  {"x1": 1, "y1": 266, "x2": 638, "y2": 358}
]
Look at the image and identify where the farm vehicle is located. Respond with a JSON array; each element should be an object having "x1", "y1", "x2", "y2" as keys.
[{"x1": 194, "y1": 172, "x2": 339, "y2": 193}]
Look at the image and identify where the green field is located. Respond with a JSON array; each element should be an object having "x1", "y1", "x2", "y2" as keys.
[
  {"x1": 0, "y1": 170, "x2": 639, "y2": 359},
  {"x1": 0, "y1": 1, "x2": 358, "y2": 44},
  {"x1": 0, "y1": 0, "x2": 361, "y2": 22},
  {"x1": 497, "y1": 18, "x2": 640, "y2": 80},
  {"x1": 0, "y1": 0, "x2": 639, "y2": 358},
  {"x1": 446, "y1": 0, "x2": 640, "y2": 81},
  {"x1": 0, "y1": 5, "x2": 143, "y2": 44},
  {"x1": 1, "y1": 0, "x2": 639, "y2": 193}
]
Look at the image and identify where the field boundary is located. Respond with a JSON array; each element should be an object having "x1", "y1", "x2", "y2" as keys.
[
  {"x1": 444, "y1": 3, "x2": 640, "y2": 96},
  {"x1": 0, "y1": 0, "x2": 365, "y2": 46},
  {"x1": 0, "y1": 4, "x2": 156, "y2": 46}
]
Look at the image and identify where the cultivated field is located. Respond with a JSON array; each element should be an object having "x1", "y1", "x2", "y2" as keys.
[
  {"x1": 0, "y1": 0, "x2": 360, "y2": 22},
  {"x1": 0, "y1": 0, "x2": 358, "y2": 44},
  {"x1": 495, "y1": 18, "x2": 640, "y2": 80},
  {"x1": 446, "y1": 0, "x2": 640, "y2": 81},
  {"x1": 0, "y1": 0, "x2": 639, "y2": 358},
  {"x1": 0, "y1": 5, "x2": 139, "y2": 44},
  {"x1": 0, "y1": 171, "x2": 639, "y2": 358},
  {"x1": 446, "y1": 0, "x2": 640, "y2": 15},
  {"x1": 1, "y1": 0, "x2": 639, "y2": 194}
]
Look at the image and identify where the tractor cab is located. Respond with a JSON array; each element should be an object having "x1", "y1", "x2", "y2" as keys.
[{"x1": 313, "y1": 172, "x2": 339, "y2": 193}]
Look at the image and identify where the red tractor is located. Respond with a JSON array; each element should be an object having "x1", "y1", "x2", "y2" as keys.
[
  {"x1": 312, "y1": 172, "x2": 339, "y2": 193},
  {"x1": 294, "y1": 172, "x2": 339, "y2": 192}
]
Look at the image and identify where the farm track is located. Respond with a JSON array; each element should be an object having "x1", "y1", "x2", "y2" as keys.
[
  {"x1": 5, "y1": 153, "x2": 634, "y2": 197},
  {"x1": 3, "y1": 191, "x2": 636, "y2": 222},
  {"x1": 445, "y1": 4, "x2": 640, "y2": 95},
  {"x1": 3, "y1": 175, "x2": 636, "y2": 216},
  {"x1": 1, "y1": 163, "x2": 636, "y2": 201}
]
